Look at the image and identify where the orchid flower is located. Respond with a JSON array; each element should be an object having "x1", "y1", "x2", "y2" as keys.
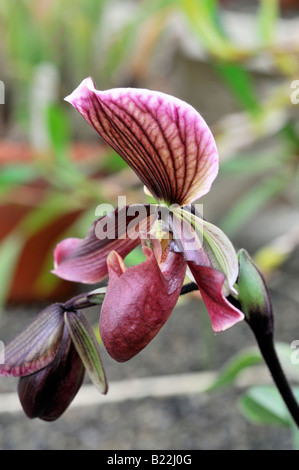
[
  {"x1": 3, "y1": 82, "x2": 299, "y2": 428},
  {"x1": 0, "y1": 293, "x2": 107, "y2": 421},
  {"x1": 52, "y1": 78, "x2": 244, "y2": 362}
]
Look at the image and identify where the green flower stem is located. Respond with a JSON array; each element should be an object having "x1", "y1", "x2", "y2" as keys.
[
  {"x1": 63, "y1": 295, "x2": 95, "y2": 311},
  {"x1": 227, "y1": 294, "x2": 299, "y2": 429},
  {"x1": 248, "y1": 324, "x2": 299, "y2": 428},
  {"x1": 63, "y1": 289, "x2": 106, "y2": 311},
  {"x1": 181, "y1": 284, "x2": 299, "y2": 427},
  {"x1": 65, "y1": 282, "x2": 299, "y2": 427}
]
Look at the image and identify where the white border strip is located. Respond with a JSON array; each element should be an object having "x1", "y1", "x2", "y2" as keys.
[
  {"x1": 0, "y1": 367, "x2": 270, "y2": 415},
  {"x1": 0, "y1": 372, "x2": 216, "y2": 415}
]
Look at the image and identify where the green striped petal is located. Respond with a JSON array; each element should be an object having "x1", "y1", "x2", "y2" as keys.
[{"x1": 64, "y1": 310, "x2": 108, "y2": 394}]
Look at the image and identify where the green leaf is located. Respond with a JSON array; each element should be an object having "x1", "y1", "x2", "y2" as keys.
[
  {"x1": 275, "y1": 342, "x2": 299, "y2": 384},
  {"x1": 0, "y1": 192, "x2": 82, "y2": 306},
  {"x1": 64, "y1": 310, "x2": 108, "y2": 394},
  {"x1": 0, "y1": 165, "x2": 39, "y2": 188},
  {"x1": 125, "y1": 245, "x2": 146, "y2": 267},
  {"x1": 257, "y1": 0, "x2": 279, "y2": 45},
  {"x1": 100, "y1": 0, "x2": 175, "y2": 80},
  {"x1": 239, "y1": 393, "x2": 288, "y2": 427},
  {"x1": 99, "y1": 150, "x2": 130, "y2": 174},
  {"x1": 291, "y1": 422, "x2": 299, "y2": 450},
  {"x1": 209, "y1": 342, "x2": 299, "y2": 393},
  {"x1": 0, "y1": 233, "x2": 25, "y2": 307},
  {"x1": 296, "y1": 163, "x2": 299, "y2": 207},
  {"x1": 11, "y1": 194, "x2": 85, "y2": 299},
  {"x1": 220, "y1": 172, "x2": 290, "y2": 237},
  {"x1": 3, "y1": 3, "x2": 46, "y2": 66},
  {"x1": 207, "y1": 347, "x2": 263, "y2": 392},
  {"x1": 80, "y1": 0, "x2": 108, "y2": 21},
  {"x1": 44, "y1": 103, "x2": 71, "y2": 165},
  {"x1": 239, "y1": 385, "x2": 299, "y2": 427},
  {"x1": 33, "y1": 207, "x2": 98, "y2": 297},
  {"x1": 66, "y1": 207, "x2": 97, "y2": 239},
  {"x1": 214, "y1": 63, "x2": 262, "y2": 117},
  {"x1": 19, "y1": 192, "x2": 81, "y2": 237},
  {"x1": 220, "y1": 148, "x2": 292, "y2": 175},
  {"x1": 280, "y1": 122, "x2": 299, "y2": 151},
  {"x1": 180, "y1": 0, "x2": 242, "y2": 60},
  {"x1": 202, "y1": 0, "x2": 218, "y2": 17}
]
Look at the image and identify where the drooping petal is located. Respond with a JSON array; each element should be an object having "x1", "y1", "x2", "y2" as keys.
[
  {"x1": 64, "y1": 310, "x2": 108, "y2": 394},
  {"x1": 169, "y1": 207, "x2": 211, "y2": 267},
  {"x1": 188, "y1": 263, "x2": 244, "y2": 332},
  {"x1": 53, "y1": 205, "x2": 154, "y2": 284},
  {"x1": 18, "y1": 325, "x2": 85, "y2": 421},
  {"x1": 168, "y1": 207, "x2": 243, "y2": 331},
  {"x1": 0, "y1": 304, "x2": 65, "y2": 377},
  {"x1": 100, "y1": 246, "x2": 186, "y2": 362},
  {"x1": 65, "y1": 77, "x2": 219, "y2": 205},
  {"x1": 177, "y1": 207, "x2": 239, "y2": 295},
  {"x1": 200, "y1": 219, "x2": 239, "y2": 295}
]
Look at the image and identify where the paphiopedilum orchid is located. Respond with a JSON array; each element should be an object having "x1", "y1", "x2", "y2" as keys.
[
  {"x1": 52, "y1": 77, "x2": 244, "y2": 362},
  {"x1": 0, "y1": 292, "x2": 107, "y2": 421},
  {"x1": 2, "y1": 81, "x2": 299, "y2": 429}
]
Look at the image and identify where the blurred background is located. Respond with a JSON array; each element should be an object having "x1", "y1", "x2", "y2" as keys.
[{"x1": 0, "y1": 0, "x2": 299, "y2": 450}]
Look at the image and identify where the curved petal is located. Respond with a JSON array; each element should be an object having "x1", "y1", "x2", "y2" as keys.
[
  {"x1": 65, "y1": 77, "x2": 219, "y2": 205},
  {"x1": 179, "y1": 207, "x2": 239, "y2": 295},
  {"x1": 100, "y1": 246, "x2": 186, "y2": 362},
  {"x1": 169, "y1": 208, "x2": 211, "y2": 267},
  {"x1": 64, "y1": 310, "x2": 108, "y2": 394},
  {"x1": 188, "y1": 263, "x2": 244, "y2": 332},
  {"x1": 53, "y1": 205, "x2": 154, "y2": 284},
  {"x1": 169, "y1": 207, "x2": 243, "y2": 330},
  {"x1": 0, "y1": 304, "x2": 65, "y2": 377},
  {"x1": 18, "y1": 325, "x2": 85, "y2": 421}
]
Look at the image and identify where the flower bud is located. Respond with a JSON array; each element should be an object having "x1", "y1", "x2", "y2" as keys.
[
  {"x1": 18, "y1": 326, "x2": 85, "y2": 421},
  {"x1": 237, "y1": 249, "x2": 274, "y2": 336}
]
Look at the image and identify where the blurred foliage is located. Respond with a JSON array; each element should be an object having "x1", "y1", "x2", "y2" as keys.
[
  {"x1": 0, "y1": 0, "x2": 299, "y2": 303},
  {"x1": 0, "y1": 0, "x2": 108, "y2": 81},
  {"x1": 208, "y1": 342, "x2": 299, "y2": 448},
  {"x1": 0, "y1": 0, "x2": 299, "y2": 447}
]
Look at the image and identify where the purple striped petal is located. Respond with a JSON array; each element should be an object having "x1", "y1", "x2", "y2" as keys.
[
  {"x1": 53, "y1": 205, "x2": 154, "y2": 284},
  {"x1": 0, "y1": 304, "x2": 65, "y2": 377},
  {"x1": 65, "y1": 77, "x2": 219, "y2": 205},
  {"x1": 18, "y1": 325, "x2": 85, "y2": 421},
  {"x1": 173, "y1": 207, "x2": 239, "y2": 296}
]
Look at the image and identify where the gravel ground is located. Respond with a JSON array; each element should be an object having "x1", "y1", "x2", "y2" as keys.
[
  {"x1": 0, "y1": 246, "x2": 298, "y2": 450},
  {"x1": 0, "y1": 192, "x2": 299, "y2": 451},
  {"x1": 0, "y1": 391, "x2": 292, "y2": 450}
]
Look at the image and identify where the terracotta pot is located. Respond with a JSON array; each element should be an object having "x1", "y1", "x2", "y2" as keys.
[
  {"x1": 0, "y1": 141, "x2": 101, "y2": 303},
  {"x1": 1, "y1": 199, "x2": 82, "y2": 303},
  {"x1": 278, "y1": 0, "x2": 299, "y2": 6},
  {"x1": 220, "y1": 0, "x2": 299, "y2": 7}
]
